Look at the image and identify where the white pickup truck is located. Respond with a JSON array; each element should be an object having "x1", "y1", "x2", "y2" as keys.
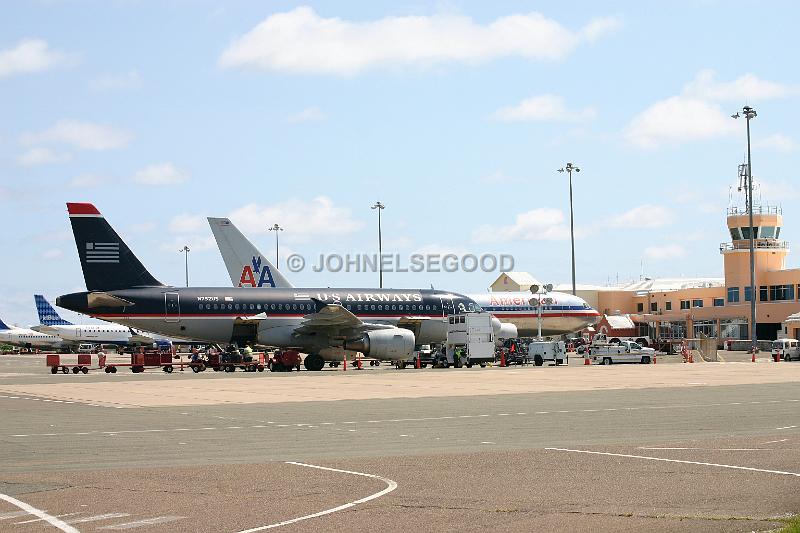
[{"x1": 588, "y1": 340, "x2": 655, "y2": 365}]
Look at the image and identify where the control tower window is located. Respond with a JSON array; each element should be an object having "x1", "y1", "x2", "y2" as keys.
[
  {"x1": 730, "y1": 228, "x2": 742, "y2": 240},
  {"x1": 761, "y1": 226, "x2": 776, "y2": 239}
]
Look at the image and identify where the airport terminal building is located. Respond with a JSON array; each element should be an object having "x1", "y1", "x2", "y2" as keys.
[{"x1": 499, "y1": 203, "x2": 800, "y2": 343}]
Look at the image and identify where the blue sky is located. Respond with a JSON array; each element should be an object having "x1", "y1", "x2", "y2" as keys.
[{"x1": 1, "y1": 1, "x2": 799, "y2": 325}]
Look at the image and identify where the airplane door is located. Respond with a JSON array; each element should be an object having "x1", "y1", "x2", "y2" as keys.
[
  {"x1": 164, "y1": 292, "x2": 180, "y2": 323},
  {"x1": 440, "y1": 296, "x2": 454, "y2": 318}
]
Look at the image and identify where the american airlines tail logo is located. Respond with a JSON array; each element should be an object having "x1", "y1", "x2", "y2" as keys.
[
  {"x1": 86, "y1": 242, "x2": 120, "y2": 263},
  {"x1": 238, "y1": 255, "x2": 276, "y2": 288}
]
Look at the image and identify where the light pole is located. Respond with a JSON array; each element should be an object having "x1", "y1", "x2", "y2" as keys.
[
  {"x1": 371, "y1": 201, "x2": 385, "y2": 288},
  {"x1": 558, "y1": 163, "x2": 580, "y2": 296},
  {"x1": 529, "y1": 283, "x2": 554, "y2": 341},
  {"x1": 268, "y1": 223, "x2": 283, "y2": 267},
  {"x1": 179, "y1": 245, "x2": 190, "y2": 287},
  {"x1": 732, "y1": 106, "x2": 757, "y2": 358}
]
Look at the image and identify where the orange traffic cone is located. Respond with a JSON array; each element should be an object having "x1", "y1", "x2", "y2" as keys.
[
  {"x1": 357, "y1": 355, "x2": 362, "y2": 370},
  {"x1": 500, "y1": 351, "x2": 506, "y2": 367},
  {"x1": 343, "y1": 354, "x2": 347, "y2": 371},
  {"x1": 583, "y1": 356, "x2": 590, "y2": 365},
  {"x1": 752, "y1": 348, "x2": 756, "y2": 363}
]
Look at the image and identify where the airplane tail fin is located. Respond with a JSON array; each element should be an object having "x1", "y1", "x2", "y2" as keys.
[
  {"x1": 34, "y1": 294, "x2": 73, "y2": 325},
  {"x1": 207, "y1": 217, "x2": 294, "y2": 289},
  {"x1": 67, "y1": 203, "x2": 164, "y2": 291},
  {"x1": 0, "y1": 318, "x2": 10, "y2": 330}
]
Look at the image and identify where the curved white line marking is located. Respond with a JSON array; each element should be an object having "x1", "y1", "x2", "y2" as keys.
[
  {"x1": 236, "y1": 462, "x2": 398, "y2": 532},
  {"x1": 546, "y1": 448, "x2": 800, "y2": 477},
  {"x1": 0, "y1": 493, "x2": 79, "y2": 533}
]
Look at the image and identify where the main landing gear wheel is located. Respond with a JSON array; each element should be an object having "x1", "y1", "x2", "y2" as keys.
[
  {"x1": 303, "y1": 353, "x2": 325, "y2": 371},
  {"x1": 50, "y1": 366, "x2": 57, "y2": 374},
  {"x1": 534, "y1": 355, "x2": 544, "y2": 367}
]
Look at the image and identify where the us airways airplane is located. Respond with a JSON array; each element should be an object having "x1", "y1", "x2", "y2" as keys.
[
  {"x1": 32, "y1": 294, "x2": 159, "y2": 346},
  {"x1": 57, "y1": 203, "x2": 485, "y2": 371},
  {"x1": 0, "y1": 318, "x2": 64, "y2": 350},
  {"x1": 208, "y1": 217, "x2": 599, "y2": 338}
]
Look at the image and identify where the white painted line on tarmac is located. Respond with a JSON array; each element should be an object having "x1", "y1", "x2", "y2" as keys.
[
  {"x1": 639, "y1": 447, "x2": 768, "y2": 451},
  {"x1": 15, "y1": 512, "x2": 82, "y2": 524},
  {"x1": 235, "y1": 462, "x2": 398, "y2": 532},
  {"x1": 546, "y1": 448, "x2": 800, "y2": 477},
  {"x1": 0, "y1": 493, "x2": 79, "y2": 533},
  {"x1": 97, "y1": 515, "x2": 185, "y2": 529},
  {"x1": 762, "y1": 439, "x2": 790, "y2": 444},
  {"x1": 0, "y1": 510, "x2": 30, "y2": 519},
  {"x1": 67, "y1": 513, "x2": 131, "y2": 524},
  {"x1": 776, "y1": 425, "x2": 797, "y2": 430}
]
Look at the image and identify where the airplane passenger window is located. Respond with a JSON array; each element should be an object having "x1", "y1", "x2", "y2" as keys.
[
  {"x1": 213, "y1": 304, "x2": 219, "y2": 310},
  {"x1": 228, "y1": 304, "x2": 233, "y2": 310},
  {"x1": 270, "y1": 304, "x2": 275, "y2": 310},
  {"x1": 378, "y1": 305, "x2": 383, "y2": 311},
  {"x1": 371, "y1": 305, "x2": 376, "y2": 310},
  {"x1": 235, "y1": 304, "x2": 240, "y2": 309}
]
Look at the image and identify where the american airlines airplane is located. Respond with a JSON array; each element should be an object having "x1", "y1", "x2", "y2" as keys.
[
  {"x1": 208, "y1": 217, "x2": 599, "y2": 338},
  {"x1": 32, "y1": 294, "x2": 158, "y2": 346},
  {"x1": 56, "y1": 203, "x2": 485, "y2": 371},
  {"x1": 0, "y1": 318, "x2": 64, "y2": 350}
]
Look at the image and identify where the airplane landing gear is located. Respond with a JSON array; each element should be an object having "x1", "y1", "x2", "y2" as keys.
[{"x1": 303, "y1": 353, "x2": 325, "y2": 371}]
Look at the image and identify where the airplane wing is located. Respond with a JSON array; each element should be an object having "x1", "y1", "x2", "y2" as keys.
[{"x1": 293, "y1": 303, "x2": 394, "y2": 337}]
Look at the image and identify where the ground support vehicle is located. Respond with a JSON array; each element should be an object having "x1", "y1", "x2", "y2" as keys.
[
  {"x1": 527, "y1": 341, "x2": 567, "y2": 366},
  {"x1": 431, "y1": 313, "x2": 494, "y2": 368},
  {"x1": 268, "y1": 350, "x2": 301, "y2": 372},
  {"x1": 588, "y1": 339, "x2": 655, "y2": 365},
  {"x1": 193, "y1": 351, "x2": 265, "y2": 372},
  {"x1": 773, "y1": 338, "x2": 800, "y2": 362},
  {"x1": 47, "y1": 353, "x2": 96, "y2": 374}
]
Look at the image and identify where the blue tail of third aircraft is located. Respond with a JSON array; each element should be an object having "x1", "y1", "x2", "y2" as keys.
[
  {"x1": 34, "y1": 294, "x2": 73, "y2": 326},
  {"x1": 0, "y1": 318, "x2": 9, "y2": 330}
]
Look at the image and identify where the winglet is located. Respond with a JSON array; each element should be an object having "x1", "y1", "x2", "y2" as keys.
[{"x1": 67, "y1": 203, "x2": 101, "y2": 216}]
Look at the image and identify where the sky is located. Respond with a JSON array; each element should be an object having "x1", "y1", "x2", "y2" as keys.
[{"x1": 1, "y1": 0, "x2": 799, "y2": 326}]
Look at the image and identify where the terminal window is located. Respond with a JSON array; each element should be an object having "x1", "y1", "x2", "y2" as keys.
[
  {"x1": 713, "y1": 298, "x2": 724, "y2": 307},
  {"x1": 650, "y1": 302, "x2": 657, "y2": 312},
  {"x1": 637, "y1": 303, "x2": 644, "y2": 312},
  {"x1": 692, "y1": 299, "x2": 703, "y2": 308},
  {"x1": 770, "y1": 284, "x2": 795, "y2": 301},
  {"x1": 680, "y1": 300, "x2": 690, "y2": 310},
  {"x1": 665, "y1": 301, "x2": 672, "y2": 311},
  {"x1": 760, "y1": 286, "x2": 769, "y2": 302},
  {"x1": 744, "y1": 286, "x2": 752, "y2": 301},
  {"x1": 727, "y1": 287, "x2": 740, "y2": 303}
]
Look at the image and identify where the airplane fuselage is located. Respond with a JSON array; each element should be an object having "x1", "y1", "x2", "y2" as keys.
[
  {"x1": 471, "y1": 291, "x2": 600, "y2": 337},
  {"x1": 57, "y1": 287, "x2": 481, "y2": 357}
]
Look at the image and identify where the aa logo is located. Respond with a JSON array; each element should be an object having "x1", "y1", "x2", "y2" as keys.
[{"x1": 239, "y1": 256, "x2": 276, "y2": 288}]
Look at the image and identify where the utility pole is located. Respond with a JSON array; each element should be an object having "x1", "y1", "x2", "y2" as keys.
[
  {"x1": 371, "y1": 201, "x2": 385, "y2": 288},
  {"x1": 732, "y1": 106, "x2": 758, "y2": 358},
  {"x1": 179, "y1": 245, "x2": 190, "y2": 287},
  {"x1": 558, "y1": 163, "x2": 580, "y2": 295},
  {"x1": 269, "y1": 223, "x2": 283, "y2": 267}
]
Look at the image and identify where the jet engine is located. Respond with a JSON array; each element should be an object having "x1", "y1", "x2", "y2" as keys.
[
  {"x1": 490, "y1": 316, "x2": 518, "y2": 339},
  {"x1": 343, "y1": 328, "x2": 415, "y2": 360}
]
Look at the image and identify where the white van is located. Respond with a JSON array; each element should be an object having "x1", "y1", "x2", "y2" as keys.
[{"x1": 772, "y1": 339, "x2": 800, "y2": 361}]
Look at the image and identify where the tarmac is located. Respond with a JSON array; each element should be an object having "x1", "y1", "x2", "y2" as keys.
[{"x1": 0, "y1": 351, "x2": 798, "y2": 532}]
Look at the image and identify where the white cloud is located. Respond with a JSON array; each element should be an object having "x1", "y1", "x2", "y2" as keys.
[
  {"x1": 219, "y1": 7, "x2": 622, "y2": 75},
  {"x1": 69, "y1": 174, "x2": 109, "y2": 188},
  {"x1": 41, "y1": 248, "x2": 63, "y2": 260},
  {"x1": 16, "y1": 147, "x2": 69, "y2": 166},
  {"x1": 479, "y1": 171, "x2": 519, "y2": 185},
  {"x1": 755, "y1": 133, "x2": 795, "y2": 152},
  {"x1": 683, "y1": 69, "x2": 793, "y2": 102},
  {"x1": 624, "y1": 96, "x2": 736, "y2": 148},
  {"x1": 89, "y1": 69, "x2": 142, "y2": 91},
  {"x1": 413, "y1": 243, "x2": 470, "y2": 256},
  {"x1": 607, "y1": 205, "x2": 673, "y2": 228},
  {"x1": 625, "y1": 70, "x2": 793, "y2": 149},
  {"x1": 128, "y1": 221, "x2": 156, "y2": 233},
  {"x1": 159, "y1": 235, "x2": 216, "y2": 253},
  {"x1": 491, "y1": 94, "x2": 595, "y2": 122},
  {"x1": 756, "y1": 179, "x2": 800, "y2": 201},
  {"x1": 132, "y1": 163, "x2": 190, "y2": 185},
  {"x1": 21, "y1": 119, "x2": 132, "y2": 151},
  {"x1": 472, "y1": 207, "x2": 573, "y2": 242},
  {"x1": 0, "y1": 38, "x2": 72, "y2": 78},
  {"x1": 229, "y1": 196, "x2": 363, "y2": 242},
  {"x1": 169, "y1": 214, "x2": 206, "y2": 233},
  {"x1": 643, "y1": 244, "x2": 686, "y2": 260},
  {"x1": 288, "y1": 107, "x2": 326, "y2": 123}
]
